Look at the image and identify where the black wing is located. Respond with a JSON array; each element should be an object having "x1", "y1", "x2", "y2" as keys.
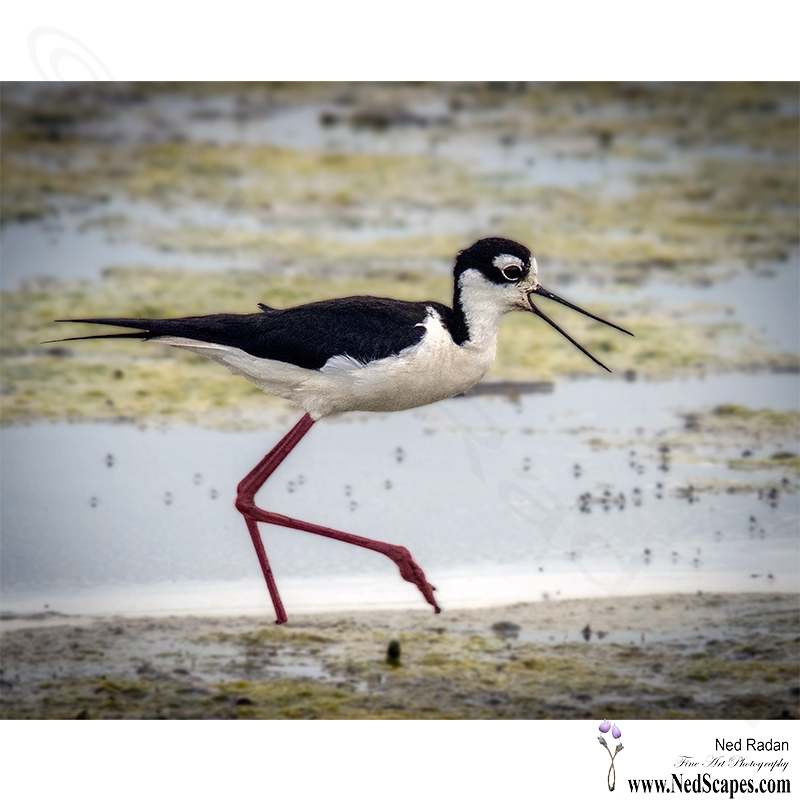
[{"x1": 52, "y1": 296, "x2": 456, "y2": 370}]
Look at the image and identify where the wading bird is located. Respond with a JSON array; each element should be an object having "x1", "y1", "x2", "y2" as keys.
[{"x1": 51, "y1": 238, "x2": 632, "y2": 623}]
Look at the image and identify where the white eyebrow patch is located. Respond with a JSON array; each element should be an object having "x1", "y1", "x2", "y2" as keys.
[{"x1": 492, "y1": 254, "x2": 525, "y2": 270}]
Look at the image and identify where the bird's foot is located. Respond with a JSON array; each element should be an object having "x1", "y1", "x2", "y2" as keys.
[{"x1": 391, "y1": 546, "x2": 441, "y2": 614}]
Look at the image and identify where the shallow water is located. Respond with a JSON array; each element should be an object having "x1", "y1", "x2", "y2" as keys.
[
  {"x1": 559, "y1": 265, "x2": 800, "y2": 354},
  {"x1": 2, "y1": 373, "x2": 797, "y2": 616},
  {"x1": 0, "y1": 199, "x2": 239, "y2": 290}
]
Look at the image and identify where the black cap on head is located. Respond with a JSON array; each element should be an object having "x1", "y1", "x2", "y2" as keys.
[{"x1": 454, "y1": 238, "x2": 532, "y2": 283}]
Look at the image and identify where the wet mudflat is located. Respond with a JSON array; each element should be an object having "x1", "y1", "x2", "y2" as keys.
[{"x1": 1, "y1": 593, "x2": 797, "y2": 719}]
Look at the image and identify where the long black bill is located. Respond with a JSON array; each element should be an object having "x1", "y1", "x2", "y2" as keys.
[{"x1": 528, "y1": 284, "x2": 634, "y2": 373}]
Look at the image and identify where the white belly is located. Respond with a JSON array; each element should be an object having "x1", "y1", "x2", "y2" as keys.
[{"x1": 158, "y1": 310, "x2": 498, "y2": 420}]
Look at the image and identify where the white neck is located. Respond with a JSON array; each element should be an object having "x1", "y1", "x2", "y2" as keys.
[{"x1": 456, "y1": 270, "x2": 510, "y2": 352}]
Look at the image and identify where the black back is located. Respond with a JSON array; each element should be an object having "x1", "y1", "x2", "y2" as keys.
[{"x1": 63, "y1": 296, "x2": 458, "y2": 370}]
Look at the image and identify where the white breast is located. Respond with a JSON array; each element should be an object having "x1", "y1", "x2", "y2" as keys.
[{"x1": 313, "y1": 307, "x2": 498, "y2": 415}]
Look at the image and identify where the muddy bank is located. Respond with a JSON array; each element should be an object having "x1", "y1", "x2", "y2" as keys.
[{"x1": 1, "y1": 592, "x2": 797, "y2": 719}]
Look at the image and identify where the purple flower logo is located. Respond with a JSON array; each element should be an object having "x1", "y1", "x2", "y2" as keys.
[{"x1": 597, "y1": 719, "x2": 624, "y2": 791}]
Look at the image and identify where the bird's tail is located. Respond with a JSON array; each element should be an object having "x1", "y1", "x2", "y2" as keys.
[
  {"x1": 43, "y1": 317, "x2": 170, "y2": 344},
  {"x1": 43, "y1": 314, "x2": 265, "y2": 346}
]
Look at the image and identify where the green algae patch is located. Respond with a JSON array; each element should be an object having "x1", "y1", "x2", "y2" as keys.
[
  {"x1": 193, "y1": 627, "x2": 333, "y2": 648},
  {"x1": 210, "y1": 680, "x2": 366, "y2": 720},
  {"x1": 710, "y1": 405, "x2": 800, "y2": 433},
  {"x1": 678, "y1": 406, "x2": 800, "y2": 470},
  {"x1": 728, "y1": 454, "x2": 800, "y2": 474},
  {"x1": 1, "y1": 131, "x2": 475, "y2": 228},
  {"x1": 0, "y1": 353, "x2": 283, "y2": 428}
]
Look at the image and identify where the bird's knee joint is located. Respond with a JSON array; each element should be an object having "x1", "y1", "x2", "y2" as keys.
[
  {"x1": 394, "y1": 545, "x2": 412, "y2": 561},
  {"x1": 235, "y1": 495, "x2": 254, "y2": 515}
]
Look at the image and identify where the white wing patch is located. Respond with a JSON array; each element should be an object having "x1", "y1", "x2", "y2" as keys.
[{"x1": 321, "y1": 353, "x2": 370, "y2": 375}]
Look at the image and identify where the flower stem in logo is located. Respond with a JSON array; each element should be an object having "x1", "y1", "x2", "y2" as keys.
[{"x1": 597, "y1": 719, "x2": 624, "y2": 791}]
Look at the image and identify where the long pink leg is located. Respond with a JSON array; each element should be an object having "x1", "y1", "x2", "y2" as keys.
[{"x1": 236, "y1": 413, "x2": 440, "y2": 624}]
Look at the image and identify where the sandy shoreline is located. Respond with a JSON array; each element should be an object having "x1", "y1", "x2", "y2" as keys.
[{"x1": 2, "y1": 592, "x2": 797, "y2": 719}]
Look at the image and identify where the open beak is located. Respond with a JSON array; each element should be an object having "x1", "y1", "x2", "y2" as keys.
[{"x1": 527, "y1": 284, "x2": 634, "y2": 373}]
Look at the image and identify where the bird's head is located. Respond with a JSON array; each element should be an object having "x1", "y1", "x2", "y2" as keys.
[{"x1": 453, "y1": 237, "x2": 633, "y2": 371}]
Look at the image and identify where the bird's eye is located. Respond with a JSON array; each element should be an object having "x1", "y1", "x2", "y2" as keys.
[{"x1": 502, "y1": 265, "x2": 523, "y2": 281}]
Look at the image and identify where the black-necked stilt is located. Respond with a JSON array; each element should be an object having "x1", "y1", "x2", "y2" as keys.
[{"x1": 51, "y1": 237, "x2": 632, "y2": 623}]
